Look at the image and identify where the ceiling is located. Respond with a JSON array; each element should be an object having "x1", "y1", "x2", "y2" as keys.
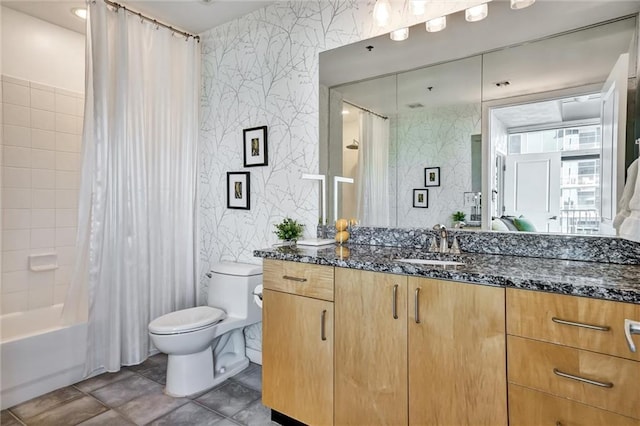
[{"x1": 1, "y1": 0, "x2": 273, "y2": 35}]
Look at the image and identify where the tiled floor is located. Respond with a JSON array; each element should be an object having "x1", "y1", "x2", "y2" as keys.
[{"x1": 1, "y1": 355, "x2": 278, "y2": 426}]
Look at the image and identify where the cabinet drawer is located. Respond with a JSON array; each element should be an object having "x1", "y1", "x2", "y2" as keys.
[
  {"x1": 508, "y1": 335, "x2": 640, "y2": 419},
  {"x1": 507, "y1": 288, "x2": 640, "y2": 361},
  {"x1": 509, "y1": 383, "x2": 640, "y2": 426},
  {"x1": 263, "y1": 259, "x2": 334, "y2": 301}
]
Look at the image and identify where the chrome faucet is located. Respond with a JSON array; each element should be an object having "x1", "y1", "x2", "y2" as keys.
[{"x1": 432, "y1": 224, "x2": 449, "y2": 253}]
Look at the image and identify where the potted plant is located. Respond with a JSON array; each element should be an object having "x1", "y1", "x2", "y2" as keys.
[
  {"x1": 274, "y1": 217, "x2": 305, "y2": 246},
  {"x1": 452, "y1": 211, "x2": 466, "y2": 228}
]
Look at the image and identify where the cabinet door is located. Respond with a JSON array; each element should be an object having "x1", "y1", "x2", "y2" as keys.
[
  {"x1": 262, "y1": 289, "x2": 333, "y2": 426},
  {"x1": 335, "y1": 268, "x2": 408, "y2": 426},
  {"x1": 408, "y1": 278, "x2": 507, "y2": 426}
]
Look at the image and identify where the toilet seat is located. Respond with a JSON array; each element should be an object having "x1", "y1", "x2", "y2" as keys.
[{"x1": 149, "y1": 306, "x2": 226, "y2": 335}]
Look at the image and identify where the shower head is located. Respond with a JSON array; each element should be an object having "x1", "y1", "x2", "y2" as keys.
[{"x1": 346, "y1": 139, "x2": 359, "y2": 150}]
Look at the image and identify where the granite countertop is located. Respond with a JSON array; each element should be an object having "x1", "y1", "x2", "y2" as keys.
[{"x1": 253, "y1": 244, "x2": 640, "y2": 304}]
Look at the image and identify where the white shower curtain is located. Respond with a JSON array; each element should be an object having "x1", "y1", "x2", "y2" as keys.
[
  {"x1": 356, "y1": 111, "x2": 390, "y2": 226},
  {"x1": 64, "y1": 2, "x2": 200, "y2": 374}
]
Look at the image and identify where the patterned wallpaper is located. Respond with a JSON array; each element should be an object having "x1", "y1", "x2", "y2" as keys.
[{"x1": 198, "y1": 1, "x2": 487, "y2": 301}]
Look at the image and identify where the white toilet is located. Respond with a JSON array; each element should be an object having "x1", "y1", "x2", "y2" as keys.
[{"x1": 148, "y1": 262, "x2": 262, "y2": 397}]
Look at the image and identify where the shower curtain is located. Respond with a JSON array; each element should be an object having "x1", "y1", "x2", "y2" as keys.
[
  {"x1": 64, "y1": 2, "x2": 200, "y2": 374},
  {"x1": 356, "y1": 111, "x2": 390, "y2": 226}
]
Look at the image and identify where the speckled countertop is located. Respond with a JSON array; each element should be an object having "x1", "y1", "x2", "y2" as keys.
[{"x1": 253, "y1": 244, "x2": 640, "y2": 304}]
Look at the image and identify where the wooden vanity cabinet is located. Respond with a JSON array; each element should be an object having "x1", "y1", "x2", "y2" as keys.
[{"x1": 262, "y1": 260, "x2": 334, "y2": 426}]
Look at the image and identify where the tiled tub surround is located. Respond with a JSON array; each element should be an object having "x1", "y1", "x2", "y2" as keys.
[
  {"x1": 317, "y1": 226, "x2": 640, "y2": 265},
  {"x1": 253, "y1": 244, "x2": 640, "y2": 304}
]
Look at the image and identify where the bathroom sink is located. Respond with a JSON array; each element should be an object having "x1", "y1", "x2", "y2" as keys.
[{"x1": 396, "y1": 258, "x2": 465, "y2": 267}]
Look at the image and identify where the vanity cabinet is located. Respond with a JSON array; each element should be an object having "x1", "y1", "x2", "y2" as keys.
[
  {"x1": 506, "y1": 288, "x2": 640, "y2": 425},
  {"x1": 335, "y1": 268, "x2": 507, "y2": 426},
  {"x1": 262, "y1": 260, "x2": 334, "y2": 426}
]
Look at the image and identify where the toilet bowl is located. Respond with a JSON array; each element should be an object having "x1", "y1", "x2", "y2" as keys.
[{"x1": 148, "y1": 262, "x2": 262, "y2": 397}]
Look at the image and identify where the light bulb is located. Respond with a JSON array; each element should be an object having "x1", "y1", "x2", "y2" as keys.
[
  {"x1": 425, "y1": 16, "x2": 446, "y2": 32},
  {"x1": 71, "y1": 8, "x2": 87, "y2": 19},
  {"x1": 465, "y1": 3, "x2": 488, "y2": 22},
  {"x1": 390, "y1": 27, "x2": 409, "y2": 41},
  {"x1": 510, "y1": 0, "x2": 535, "y2": 10},
  {"x1": 373, "y1": 0, "x2": 392, "y2": 26},
  {"x1": 410, "y1": 0, "x2": 426, "y2": 16}
]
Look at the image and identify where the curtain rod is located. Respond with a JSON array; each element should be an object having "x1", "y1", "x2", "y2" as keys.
[
  {"x1": 343, "y1": 100, "x2": 388, "y2": 120},
  {"x1": 102, "y1": 0, "x2": 200, "y2": 42}
]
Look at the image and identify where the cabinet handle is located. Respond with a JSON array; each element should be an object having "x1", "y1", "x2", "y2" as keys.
[
  {"x1": 283, "y1": 275, "x2": 307, "y2": 283},
  {"x1": 321, "y1": 310, "x2": 327, "y2": 341},
  {"x1": 624, "y1": 319, "x2": 640, "y2": 353},
  {"x1": 553, "y1": 368, "x2": 613, "y2": 388},
  {"x1": 392, "y1": 284, "x2": 398, "y2": 319},
  {"x1": 551, "y1": 317, "x2": 610, "y2": 332},
  {"x1": 414, "y1": 288, "x2": 421, "y2": 324}
]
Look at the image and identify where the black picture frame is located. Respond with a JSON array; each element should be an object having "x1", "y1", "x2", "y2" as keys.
[
  {"x1": 243, "y1": 126, "x2": 268, "y2": 167},
  {"x1": 424, "y1": 167, "x2": 441, "y2": 187},
  {"x1": 413, "y1": 189, "x2": 429, "y2": 208},
  {"x1": 227, "y1": 172, "x2": 250, "y2": 210}
]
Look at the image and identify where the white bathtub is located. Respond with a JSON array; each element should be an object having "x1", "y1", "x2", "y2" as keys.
[{"x1": 0, "y1": 304, "x2": 87, "y2": 409}]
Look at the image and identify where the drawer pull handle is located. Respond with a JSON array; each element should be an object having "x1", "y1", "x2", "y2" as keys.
[
  {"x1": 551, "y1": 317, "x2": 610, "y2": 332},
  {"x1": 392, "y1": 284, "x2": 399, "y2": 319},
  {"x1": 553, "y1": 368, "x2": 613, "y2": 388},
  {"x1": 414, "y1": 288, "x2": 421, "y2": 324},
  {"x1": 321, "y1": 310, "x2": 327, "y2": 341},
  {"x1": 283, "y1": 275, "x2": 307, "y2": 283},
  {"x1": 624, "y1": 319, "x2": 640, "y2": 353}
]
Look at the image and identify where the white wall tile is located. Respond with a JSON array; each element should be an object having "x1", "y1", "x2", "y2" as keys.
[
  {"x1": 32, "y1": 169, "x2": 56, "y2": 189},
  {"x1": 55, "y1": 227, "x2": 77, "y2": 246},
  {"x1": 3, "y1": 209, "x2": 31, "y2": 229},
  {"x1": 75, "y1": 98, "x2": 85, "y2": 117},
  {"x1": 3, "y1": 81, "x2": 30, "y2": 106},
  {"x1": 54, "y1": 87, "x2": 81, "y2": 98},
  {"x1": 3, "y1": 188, "x2": 32, "y2": 208},
  {"x1": 56, "y1": 246, "x2": 76, "y2": 266},
  {"x1": 31, "y1": 209, "x2": 56, "y2": 228},
  {"x1": 32, "y1": 129, "x2": 56, "y2": 150},
  {"x1": 55, "y1": 189, "x2": 77, "y2": 209},
  {"x1": 30, "y1": 227, "x2": 55, "y2": 249},
  {"x1": 55, "y1": 265, "x2": 71, "y2": 285},
  {"x1": 2, "y1": 249, "x2": 30, "y2": 273},
  {"x1": 30, "y1": 81, "x2": 54, "y2": 92},
  {"x1": 31, "y1": 108, "x2": 55, "y2": 131},
  {"x1": 55, "y1": 171, "x2": 79, "y2": 189},
  {"x1": 1, "y1": 291, "x2": 28, "y2": 314},
  {"x1": 55, "y1": 93, "x2": 76, "y2": 115},
  {"x1": 28, "y1": 278, "x2": 54, "y2": 309},
  {"x1": 3, "y1": 124, "x2": 31, "y2": 147},
  {"x1": 55, "y1": 151, "x2": 80, "y2": 171},
  {"x1": 2, "y1": 270, "x2": 29, "y2": 293},
  {"x1": 56, "y1": 209, "x2": 77, "y2": 227},
  {"x1": 55, "y1": 132, "x2": 80, "y2": 152},
  {"x1": 3, "y1": 103, "x2": 30, "y2": 127},
  {"x1": 75, "y1": 116, "x2": 84, "y2": 135},
  {"x1": 32, "y1": 189, "x2": 55, "y2": 209},
  {"x1": 55, "y1": 113, "x2": 76, "y2": 134},
  {"x1": 32, "y1": 148, "x2": 56, "y2": 169},
  {"x1": 2, "y1": 145, "x2": 31, "y2": 168},
  {"x1": 3, "y1": 229, "x2": 31, "y2": 250},
  {"x1": 2, "y1": 166, "x2": 31, "y2": 188},
  {"x1": 2, "y1": 75, "x2": 29, "y2": 87},
  {"x1": 30, "y1": 88, "x2": 55, "y2": 111},
  {"x1": 54, "y1": 284, "x2": 69, "y2": 304}
]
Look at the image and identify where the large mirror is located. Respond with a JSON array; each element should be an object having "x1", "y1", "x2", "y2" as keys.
[{"x1": 319, "y1": 0, "x2": 640, "y2": 236}]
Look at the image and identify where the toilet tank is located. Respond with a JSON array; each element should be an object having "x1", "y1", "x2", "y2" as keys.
[{"x1": 208, "y1": 262, "x2": 262, "y2": 323}]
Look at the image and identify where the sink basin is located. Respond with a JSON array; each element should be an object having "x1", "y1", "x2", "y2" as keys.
[{"x1": 396, "y1": 258, "x2": 465, "y2": 267}]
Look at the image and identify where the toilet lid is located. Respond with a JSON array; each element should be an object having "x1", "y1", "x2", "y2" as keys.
[{"x1": 148, "y1": 306, "x2": 226, "y2": 335}]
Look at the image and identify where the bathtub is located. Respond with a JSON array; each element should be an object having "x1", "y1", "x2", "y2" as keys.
[{"x1": 0, "y1": 304, "x2": 87, "y2": 409}]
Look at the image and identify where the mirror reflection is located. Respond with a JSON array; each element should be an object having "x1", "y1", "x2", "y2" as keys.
[{"x1": 320, "y1": 1, "x2": 639, "y2": 236}]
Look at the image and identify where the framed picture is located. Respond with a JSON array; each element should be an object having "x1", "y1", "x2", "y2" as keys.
[
  {"x1": 413, "y1": 189, "x2": 429, "y2": 208},
  {"x1": 243, "y1": 126, "x2": 268, "y2": 167},
  {"x1": 424, "y1": 167, "x2": 441, "y2": 187},
  {"x1": 227, "y1": 172, "x2": 250, "y2": 210}
]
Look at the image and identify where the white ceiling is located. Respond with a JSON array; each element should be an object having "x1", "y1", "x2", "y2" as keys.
[{"x1": 1, "y1": 0, "x2": 273, "y2": 35}]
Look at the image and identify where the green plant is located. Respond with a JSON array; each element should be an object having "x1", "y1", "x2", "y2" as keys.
[
  {"x1": 452, "y1": 211, "x2": 466, "y2": 222},
  {"x1": 274, "y1": 217, "x2": 305, "y2": 241}
]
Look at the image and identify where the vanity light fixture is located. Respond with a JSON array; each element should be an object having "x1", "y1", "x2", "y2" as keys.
[
  {"x1": 373, "y1": 0, "x2": 392, "y2": 26},
  {"x1": 510, "y1": 0, "x2": 535, "y2": 10},
  {"x1": 71, "y1": 7, "x2": 87, "y2": 19},
  {"x1": 342, "y1": 109, "x2": 350, "y2": 115},
  {"x1": 425, "y1": 16, "x2": 446, "y2": 32},
  {"x1": 390, "y1": 27, "x2": 409, "y2": 41},
  {"x1": 410, "y1": 0, "x2": 426, "y2": 16},
  {"x1": 465, "y1": 3, "x2": 488, "y2": 22}
]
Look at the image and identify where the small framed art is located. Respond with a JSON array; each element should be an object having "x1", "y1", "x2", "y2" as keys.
[
  {"x1": 227, "y1": 172, "x2": 250, "y2": 210},
  {"x1": 424, "y1": 167, "x2": 441, "y2": 187},
  {"x1": 413, "y1": 189, "x2": 429, "y2": 208},
  {"x1": 243, "y1": 126, "x2": 268, "y2": 167}
]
